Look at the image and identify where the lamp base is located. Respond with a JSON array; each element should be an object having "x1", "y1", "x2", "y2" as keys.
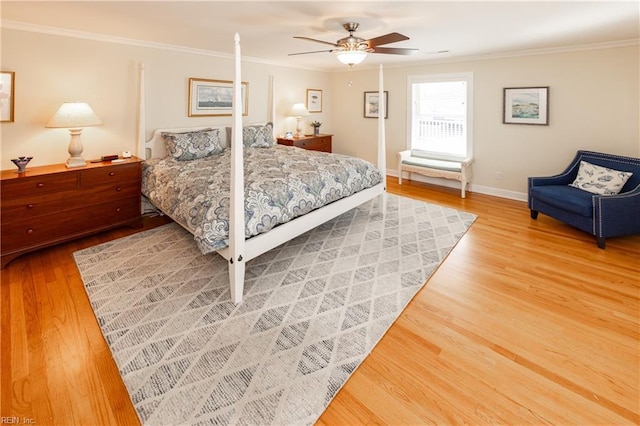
[
  {"x1": 66, "y1": 157, "x2": 86, "y2": 168},
  {"x1": 66, "y1": 128, "x2": 86, "y2": 168},
  {"x1": 295, "y1": 117, "x2": 303, "y2": 138}
]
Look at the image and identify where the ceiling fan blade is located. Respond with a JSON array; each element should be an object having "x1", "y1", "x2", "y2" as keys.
[
  {"x1": 293, "y1": 36, "x2": 338, "y2": 47},
  {"x1": 288, "y1": 49, "x2": 334, "y2": 56},
  {"x1": 372, "y1": 46, "x2": 419, "y2": 55},
  {"x1": 366, "y1": 32, "x2": 409, "y2": 48}
]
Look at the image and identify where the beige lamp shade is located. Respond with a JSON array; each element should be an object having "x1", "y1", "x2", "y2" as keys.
[
  {"x1": 46, "y1": 102, "x2": 103, "y2": 128},
  {"x1": 46, "y1": 102, "x2": 103, "y2": 168}
]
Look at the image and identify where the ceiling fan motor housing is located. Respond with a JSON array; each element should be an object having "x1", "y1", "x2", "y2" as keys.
[{"x1": 337, "y1": 22, "x2": 372, "y2": 52}]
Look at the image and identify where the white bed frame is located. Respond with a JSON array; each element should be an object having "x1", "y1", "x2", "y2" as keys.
[{"x1": 138, "y1": 34, "x2": 387, "y2": 304}]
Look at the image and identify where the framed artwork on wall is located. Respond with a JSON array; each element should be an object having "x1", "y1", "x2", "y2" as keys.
[
  {"x1": 503, "y1": 86, "x2": 549, "y2": 125},
  {"x1": 1, "y1": 71, "x2": 15, "y2": 122},
  {"x1": 188, "y1": 78, "x2": 248, "y2": 117},
  {"x1": 364, "y1": 91, "x2": 388, "y2": 118},
  {"x1": 306, "y1": 89, "x2": 322, "y2": 113}
]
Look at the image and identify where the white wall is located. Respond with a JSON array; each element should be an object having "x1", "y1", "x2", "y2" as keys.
[
  {"x1": 2, "y1": 27, "x2": 638, "y2": 201},
  {"x1": 0, "y1": 28, "x2": 331, "y2": 168},
  {"x1": 331, "y1": 46, "x2": 639, "y2": 199}
]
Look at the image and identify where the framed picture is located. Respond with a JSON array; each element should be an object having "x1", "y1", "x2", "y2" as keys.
[
  {"x1": 364, "y1": 91, "x2": 388, "y2": 118},
  {"x1": 503, "y1": 86, "x2": 549, "y2": 125},
  {"x1": 188, "y1": 78, "x2": 248, "y2": 117},
  {"x1": 306, "y1": 89, "x2": 322, "y2": 113},
  {"x1": 1, "y1": 71, "x2": 15, "y2": 122}
]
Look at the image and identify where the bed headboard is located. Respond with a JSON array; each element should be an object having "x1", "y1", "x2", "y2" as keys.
[{"x1": 144, "y1": 125, "x2": 230, "y2": 160}]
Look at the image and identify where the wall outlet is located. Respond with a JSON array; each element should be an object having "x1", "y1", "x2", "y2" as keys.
[{"x1": 495, "y1": 171, "x2": 503, "y2": 180}]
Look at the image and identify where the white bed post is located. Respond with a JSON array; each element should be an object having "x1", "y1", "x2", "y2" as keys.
[
  {"x1": 229, "y1": 33, "x2": 246, "y2": 304},
  {"x1": 378, "y1": 64, "x2": 388, "y2": 213},
  {"x1": 137, "y1": 62, "x2": 146, "y2": 160},
  {"x1": 269, "y1": 75, "x2": 276, "y2": 127}
]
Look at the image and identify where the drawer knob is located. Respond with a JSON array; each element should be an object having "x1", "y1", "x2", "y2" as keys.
[
  {"x1": 36, "y1": 183, "x2": 44, "y2": 188},
  {"x1": 115, "y1": 187, "x2": 122, "y2": 192},
  {"x1": 26, "y1": 228, "x2": 34, "y2": 235},
  {"x1": 109, "y1": 172, "x2": 116, "y2": 176},
  {"x1": 116, "y1": 207, "x2": 121, "y2": 213},
  {"x1": 26, "y1": 204, "x2": 35, "y2": 209}
]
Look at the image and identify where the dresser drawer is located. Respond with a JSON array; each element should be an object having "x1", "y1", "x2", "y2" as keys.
[
  {"x1": 81, "y1": 163, "x2": 140, "y2": 187},
  {"x1": 1, "y1": 197, "x2": 141, "y2": 252},
  {"x1": 1, "y1": 184, "x2": 140, "y2": 222},
  {"x1": 300, "y1": 139, "x2": 331, "y2": 152},
  {"x1": 277, "y1": 134, "x2": 332, "y2": 153},
  {"x1": 1, "y1": 172, "x2": 77, "y2": 201}
]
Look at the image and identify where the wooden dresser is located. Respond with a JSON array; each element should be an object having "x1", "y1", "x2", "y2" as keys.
[
  {"x1": 1, "y1": 158, "x2": 143, "y2": 268},
  {"x1": 276, "y1": 134, "x2": 332, "y2": 153}
]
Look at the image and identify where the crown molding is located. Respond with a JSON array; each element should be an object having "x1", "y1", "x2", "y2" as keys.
[
  {"x1": 359, "y1": 39, "x2": 640, "y2": 72},
  {"x1": 3, "y1": 19, "x2": 637, "y2": 73},
  {"x1": 0, "y1": 19, "x2": 315, "y2": 70}
]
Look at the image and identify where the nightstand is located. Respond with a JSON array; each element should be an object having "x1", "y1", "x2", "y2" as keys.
[
  {"x1": 1, "y1": 157, "x2": 143, "y2": 268},
  {"x1": 277, "y1": 134, "x2": 332, "y2": 153}
]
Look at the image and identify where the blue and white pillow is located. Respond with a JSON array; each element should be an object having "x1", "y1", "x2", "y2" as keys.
[
  {"x1": 242, "y1": 122, "x2": 274, "y2": 148},
  {"x1": 569, "y1": 160, "x2": 633, "y2": 195},
  {"x1": 162, "y1": 128, "x2": 224, "y2": 161}
]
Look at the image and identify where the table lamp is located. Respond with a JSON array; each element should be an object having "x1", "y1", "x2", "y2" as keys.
[{"x1": 46, "y1": 102, "x2": 103, "y2": 168}]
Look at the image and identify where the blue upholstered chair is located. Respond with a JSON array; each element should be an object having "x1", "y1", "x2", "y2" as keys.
[{"x1": 528, "y1": 150, "x2": 640, "y2": 248}]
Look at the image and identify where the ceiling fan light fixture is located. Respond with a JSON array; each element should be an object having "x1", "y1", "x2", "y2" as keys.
[{"x1": 336, "y1": 50, "x2": 367, "y2": 66}]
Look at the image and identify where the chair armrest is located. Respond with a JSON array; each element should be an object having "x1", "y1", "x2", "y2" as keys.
[
  {"x1": 529, "y1": 152, "x2": 583, "y2": 188},
  {"x1": 398, "y1": 150, "x2": 412, "y2": 161},
  {"x1": 593, "y1": 184, "x2": 640, "y2": 238},
  {"x1": 460, "y1": 157, "x2": 473, "y2": 166},
  {"x1": 528, "y1": 173, "x2": 575, "y2": 188}
]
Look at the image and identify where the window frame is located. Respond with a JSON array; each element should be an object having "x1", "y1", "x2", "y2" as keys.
[{"x1": 406, "y1": 72, "x2": 474, "y2": 161}]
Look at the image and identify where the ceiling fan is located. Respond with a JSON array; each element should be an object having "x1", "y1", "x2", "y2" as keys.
[{"x1": 289, "y1": 22, "x2": 418, "y2": 66}]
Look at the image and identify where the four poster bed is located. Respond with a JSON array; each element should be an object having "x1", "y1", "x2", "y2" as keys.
[{"x1": 137, "y1": 34, "x2": 387, "y2": 303}]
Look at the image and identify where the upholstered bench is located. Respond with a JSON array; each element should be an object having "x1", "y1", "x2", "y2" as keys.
[{"x1": 397, "y1": 150, "x2": 473, "y2": 198}]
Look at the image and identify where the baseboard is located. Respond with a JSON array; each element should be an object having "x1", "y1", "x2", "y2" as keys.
[{"x1": 388, "y1": 169, "x2": 527, "y2": 202}]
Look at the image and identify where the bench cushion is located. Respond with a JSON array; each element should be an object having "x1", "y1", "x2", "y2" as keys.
[{"x1": 401, "y1": 157, "x2": 462, "y2": 172}]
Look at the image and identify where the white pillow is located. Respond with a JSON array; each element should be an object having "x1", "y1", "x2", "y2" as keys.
[{"x1": 569, "y1": 160, "x2": 633, "y2": 195}]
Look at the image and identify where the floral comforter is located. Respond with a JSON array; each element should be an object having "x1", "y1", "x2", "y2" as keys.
[{"x1": 141, "y1": 145, "x2": 382, "y2": 254}]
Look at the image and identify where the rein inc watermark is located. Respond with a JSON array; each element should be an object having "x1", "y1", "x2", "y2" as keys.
[{"x1": 1, "y1": 418, "x2": 35, "y2": 424}]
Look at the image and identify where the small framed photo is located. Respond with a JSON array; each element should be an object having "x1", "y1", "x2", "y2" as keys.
[
  {"x1": 1, "y1": 71, "x2": 15, "y2": 122},
  {"x1": 503, "y1": 86, "x2": 549, "y2": 125},
  {"x1": 364, "y1": 91, "x2": 388, "y2": 118},
  {"x1": 306, "y1": 89, "x2": 322, "y2": 113},
  {"x1": 188, "y1": 77, "x2": 248, "y2": 117}
]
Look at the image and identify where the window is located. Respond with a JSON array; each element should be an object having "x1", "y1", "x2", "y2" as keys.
[{"x1": 407, "y1": 72, "x2": 473, "y2": 160}]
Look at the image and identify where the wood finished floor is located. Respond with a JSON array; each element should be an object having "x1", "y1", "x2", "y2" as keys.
[{"x1": 2, "y1": 178, "x2": 639, "y2": 425}]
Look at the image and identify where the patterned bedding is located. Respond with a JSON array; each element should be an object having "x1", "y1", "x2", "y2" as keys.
[{"x1": 141, "y1": 145, "x2": 382, "y2": 254}]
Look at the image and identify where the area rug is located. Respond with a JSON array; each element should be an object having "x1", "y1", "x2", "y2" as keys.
[{"x1": 73, "y1": 193, "x2": 476, "y2": 425}]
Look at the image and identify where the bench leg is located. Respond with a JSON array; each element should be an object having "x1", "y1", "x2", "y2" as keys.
[{"x1": 461, "y1": 179, "x2": 466, "y2": 198}]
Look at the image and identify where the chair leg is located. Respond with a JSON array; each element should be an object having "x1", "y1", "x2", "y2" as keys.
[
  {"x1": 596, "y1": 236, "x2": 606, "y2": 249},
  {"x1": 530, "y1": 210, "x2": 539, "y2": 219}
]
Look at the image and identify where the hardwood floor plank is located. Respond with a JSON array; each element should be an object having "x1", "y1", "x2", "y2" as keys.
[{"x1": 2, "y1": 181, "x2": 638, "y2": 425}]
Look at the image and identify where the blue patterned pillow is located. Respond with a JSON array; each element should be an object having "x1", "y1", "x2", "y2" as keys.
[
  {"x1": 162, "y1": 128, "x2": 224, "y2": 161},
  {"x1": 569, "y1": 160, "x2": 633, "y2": 195},
  {"x1": 242, "y1": 122, "x2": 274, "y2": 148}
]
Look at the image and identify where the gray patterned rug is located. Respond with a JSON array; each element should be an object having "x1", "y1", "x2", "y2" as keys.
[{"x1": 74, "y1": 194, "x2": 476, "y2": 425}]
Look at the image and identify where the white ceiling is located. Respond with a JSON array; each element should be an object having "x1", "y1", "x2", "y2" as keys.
[{"x1": 2, "y1": 1, "x2": 639, "y2": 71}]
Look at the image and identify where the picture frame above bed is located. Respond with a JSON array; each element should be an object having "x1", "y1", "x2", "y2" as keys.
[{"x1": 188, "y1": 77, "x2": 248, "y2": 117}]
